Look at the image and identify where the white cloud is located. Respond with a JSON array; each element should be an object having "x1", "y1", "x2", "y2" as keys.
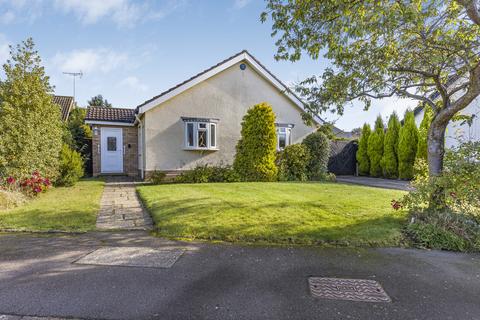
[
  {"x1": 0, "y1": 10, "x2": 15, "y2": 24},
  {"x1": 233, "y1": 0, "x2": 251, "y2": 9},
  {"x1": 0, "y1": 34, "x2": 10, "y2": 65},
  {"x1": 54, "y1": 0, "x2": 187, "y2": 27},
  {"x1": 118, "y1": 76, "x2": 149, "y2": 92},
  {"x1": 54, "y1": 0, "x2": 139, "y2": 26},
  {"x1": 52, "y1": 48, "x2": 128, "y2": 74}
]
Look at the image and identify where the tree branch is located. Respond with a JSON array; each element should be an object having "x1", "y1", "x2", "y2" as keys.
[{"x1": 456, "y1": 0, "x2": 480, "y2": 26}]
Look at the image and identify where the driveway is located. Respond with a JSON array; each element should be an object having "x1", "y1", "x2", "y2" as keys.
[
  {"x1": 0, "y1": 231, "x2": 479, "y2": 320},
  {"x1": 336, "y1": 175, "x2": 413, "y2": 191}
]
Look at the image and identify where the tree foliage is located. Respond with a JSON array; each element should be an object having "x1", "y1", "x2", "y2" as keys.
[
  {"x1": 398, "y1": 111, "x2": 419, "y2": 179},
  {"x1": 367, "y1": 115, "x2": 385, "y2": 177},
  {"x1": 356, "y1": 123, "x2": 371, "y2": 176},
  {"x1": 302, "y1": 131, "x2": 330, "y2": 180},
  {"x1": 417, "y1": 105, "x2": 434, "y2": 160},
  {"x1": 382, "y1": 112, "x2": 401, "y2": 178},
  {"x1": 233, "y1": 102, "x2": 278, "y2": 181},
  {"x1": 277, "y1": 144, "x2": 311, "y2": 181},
  {"x1": 0, "y1": 38, "x2": 62, "y2": 179},
  {"x1": 87, "y1": 94, "x2": 112, "y2": 108},
  {"x1": 262, "y1": 0, "x2": 480, "y2": 177},
  {"x1": 56, "y1": 144, "x2": 84, "y2": 186}
]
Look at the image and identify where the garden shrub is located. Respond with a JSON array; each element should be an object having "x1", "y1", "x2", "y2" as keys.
[
  {"x1": 0, "y1": 38, "x2": 63, "y2": 180},
  {"x1": 356, "y1": 123, "x2": 371, "y2": 175},
  {"x1": 1, "y1": 171, "x2": 51, "y2": 197},
  {"x1": 367, "y1": 116, "x2": 385, "y2": 177},
  {"x1": 302, "y1": 131, "x2": 330, "y2": 180},
  {"x1": 56, "y1": 144, "x2": 84, "y2": 187},
  {"x1": 416, "y1": 105, "x2": 433, "y2": 161},
  {"x1": 176, "y1": 164, "x2": 240, "y2": 183},
  {"x1": 398, "y1": 110, "x2": 418, "y2": 179},
  {"x1": 382, "y1": 112, "x2": 400, "y2": 178},
  {"x1": 277, "y1": 144, "x2": 311, "y2": 181},
  {"x1": 233, "y1": 102, "x2": 278, "y2": 181},
  {"x1": 148, "y1": 171, "x2": 167, "y2": 184},
  {"x1": 396, "y1": 141, "x2": 480, "y2": 252}
]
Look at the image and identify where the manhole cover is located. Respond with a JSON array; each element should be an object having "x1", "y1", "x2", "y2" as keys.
[
  {"x1": 75, "y1": 247, "x2": 184, "y2": 268},
  {"x1": 308, "y1": 277, "x2": 391, "y2": 303}
]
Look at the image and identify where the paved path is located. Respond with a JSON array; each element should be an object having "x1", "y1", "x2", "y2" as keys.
[
  {"x1": 336, "y1": 175, "x2": 413, "y2": 191},
  {"x1": 0, "y1": 232, "x2": 479, "y2": 320},
  {"x1": 96, "y1": 177, "x2": 153, "y2": 230}
]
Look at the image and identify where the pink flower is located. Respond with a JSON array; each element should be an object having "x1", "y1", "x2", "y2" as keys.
[
  {"x1": 6, "y1": 176, "x2": 15, "y2": 184},
  {"x1": 391, "y1": 199, "x2": 403, "y2": 211},
  {"x1": 33, "y1": 186, "x2": 42, "y2": 193},
  {"x1": 43, "y1": 178, "x2": 51, "y2": 186}
]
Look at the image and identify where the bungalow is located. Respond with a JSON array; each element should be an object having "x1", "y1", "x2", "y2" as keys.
[{"x1": 85, "y1": 50, "x2": 323, "y2": 179}]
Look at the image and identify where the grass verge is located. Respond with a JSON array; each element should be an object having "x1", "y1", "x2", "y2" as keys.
[
  {"x1": 137, "y1": 182, "x2": 407, "y2": 247},
  {"x1": 0, "y1": 179, "x2": 104, "y2": 232}
]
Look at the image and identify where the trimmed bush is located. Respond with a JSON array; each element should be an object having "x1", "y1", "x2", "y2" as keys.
[
  {"x1": 56, "y1": 144, "x2": 84, "y2": 187},
  {"x1": 176, "y1": 164, "x2": 240, "y2": 183},
  {"x1": 233, "y1": 102, "x2": 278, "y2": 181},
  {"x1": 0, "y1": 38, "x2": 63, "y2": 180},
  {"x1": 277, "y1": 144, "x2": 311, "y2": 181},
  {"x1": 398, "y1": 110, "x2": 419, "y2": 179},
  {"x1": 367, "y1": 116, "x2": 384, "y2": 177},
  {"x1": 356, "y1": 123, "x2": 371, "y2": 175},
  {"x1": 416, "y1": 105, "x2": 433, "y2": 161},
  {"x1": 302, "y1": 131, "x2": 330, "y2": 180},
  {"x1": 148, "y1": 171, "x2": 167, "y2": 184},
  {"x1": 382, "y1": 112, "x2": 401, "y2": 178}
]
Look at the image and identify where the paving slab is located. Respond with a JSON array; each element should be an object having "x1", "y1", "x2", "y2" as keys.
[
  {"x1": 75, "y1": 246, "x2": 184, "y2": 268},
  {"x1": 96, "y1": 177, "x2": 153, "y2": 230}
]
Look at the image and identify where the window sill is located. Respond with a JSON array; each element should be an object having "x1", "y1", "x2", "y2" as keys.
[{"x1": 183, "y1": 147, "x2": 219, "y2": 151}]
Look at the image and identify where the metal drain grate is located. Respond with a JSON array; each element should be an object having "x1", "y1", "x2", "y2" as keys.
[{"x1": 308, "y1": 277, "x2": 391, "y2": 303}]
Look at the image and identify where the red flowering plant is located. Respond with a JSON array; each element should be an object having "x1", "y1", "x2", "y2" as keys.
[{"x1": 1, "y1": 171, "x2": 51, "y2": 197}]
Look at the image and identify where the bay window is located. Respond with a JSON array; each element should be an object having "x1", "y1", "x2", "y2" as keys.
[{"x1": 182, "y1": 117, "x2": 218, "y2": 150}]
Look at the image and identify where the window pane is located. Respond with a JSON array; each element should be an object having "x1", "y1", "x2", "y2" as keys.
[
  {"x1": 187, "y1": 123, "x2": 194, "y2": 147},
  {"x1": 198, "y1": 130, "x2": 207, "y2": 147},
  {"x1": 278, "y1": 133, "x2": 286, "y2": 149},
  {"x1": 210, "y1": 124, "x2": 216, "y2": 147},
  {"x1": 199, "y1": 123, "x2": 207, "y2": 129},
  {"x1": 107, "y1": 137, "x2": 117, "y2": 151}
]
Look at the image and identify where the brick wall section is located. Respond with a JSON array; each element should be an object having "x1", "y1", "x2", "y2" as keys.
[{"x1": 91, "y1": 125, "x2": 138, "y2": 177}]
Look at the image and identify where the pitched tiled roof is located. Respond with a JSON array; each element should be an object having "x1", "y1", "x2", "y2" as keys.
[
  {"x1": 85, "y1": 106, "x2": 136, "y2": 123},
  {"x1": 52, "y1": 95, "x2": 74, "y2": 121}
]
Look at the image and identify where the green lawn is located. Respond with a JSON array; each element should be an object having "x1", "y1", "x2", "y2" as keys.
[
  {"x1": 0, "y1": 179, "x2": 104, "y2": 232},
  {"x1": 137, "y1": 182, "x2": 407, "y2": 247}
]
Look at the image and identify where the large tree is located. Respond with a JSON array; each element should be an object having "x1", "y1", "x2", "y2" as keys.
[
  {"x1": 382, "y1": 112, "x2": 401, "y2": 178},
  {"x1": 262, "y1": 0, "x2": 480, "y2": 178},
  {"x1": 87, "y1": 94, "x2": 112, "y2": 108},
  {"x1": 367, "y1": 115, "x2": 385, "y2": 177},
  {"x1": 0, "y1": 38, "x2": 63, "y2": 179}
]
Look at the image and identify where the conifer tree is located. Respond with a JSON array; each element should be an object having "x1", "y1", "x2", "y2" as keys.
[
  {"x1": 233, "y1": 102, "x2": 278, "y2": 181},
  {"x1": 356, "y1": 123, "x2": 371, "y2": 176},
  {"x1": 416, "y1": 105, "x2": 433, "y2": 160},
  {"x1": 398, "y1": 110, "x2": 419, "y2": 179},
  {"x1": 0, "y1": 38, "x2": 62, "y2": 179},
  {"x1": 367, "y1": 115, "x2": 385, "y2": 177},
  {"x1": 382, "y1": 112, "x2": 401, "y2": 178}
]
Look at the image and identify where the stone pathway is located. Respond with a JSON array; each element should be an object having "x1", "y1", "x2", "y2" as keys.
[{"x1": 96, "y1": 177, "x2": 153, "y2": 230}]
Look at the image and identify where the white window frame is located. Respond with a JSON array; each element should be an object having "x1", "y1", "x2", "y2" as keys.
[
  {"x1": 183, "y1": 121, "x2": 218, "y2": 151},
  {"x1": 276, "y1": 125, "x2": 292, "y2": 151}
]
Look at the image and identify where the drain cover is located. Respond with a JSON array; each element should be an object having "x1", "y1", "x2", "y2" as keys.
[
  {"x1": 308, "y1": 277, "x2": 391, "y2": 303},
  {"x1": 75, "y1": 247, "x2": 184, "y2": 268}
]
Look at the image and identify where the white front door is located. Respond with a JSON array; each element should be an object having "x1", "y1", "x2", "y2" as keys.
[{"x1": 101, "y1": 127, "x2": 123, "y2": 173}]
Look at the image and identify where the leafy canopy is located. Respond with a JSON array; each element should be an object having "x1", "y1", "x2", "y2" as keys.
[
  {"x1": 88, "y1": 94, "x2": 112, "y2": 108},
  {"x1": 0, "y1": 38, "x2": 63, "y2": 179}
]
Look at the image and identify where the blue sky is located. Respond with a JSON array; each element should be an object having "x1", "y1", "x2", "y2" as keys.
[{"x1": 0, "y1": 0, "x2": 416, "y2": 130}]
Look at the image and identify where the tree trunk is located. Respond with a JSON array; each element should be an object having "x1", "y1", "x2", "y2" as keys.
[{"x1": 427, "y1": 121, "x2": 447, "y2": 177}]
